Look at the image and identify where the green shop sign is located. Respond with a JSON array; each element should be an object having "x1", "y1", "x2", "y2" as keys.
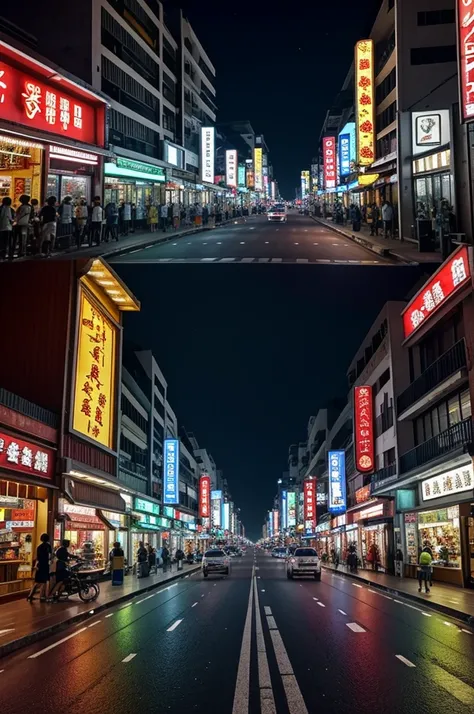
[
  {"x1": 104, "y1": 157, "x2": 166, "y2": 182},
  {"x1": 134, "y1": 498, "x2": 160, "y2": 516}
]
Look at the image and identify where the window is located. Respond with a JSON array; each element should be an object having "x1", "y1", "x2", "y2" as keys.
[
  {"x1": 411, "y1": 45, "x2": 456, "y2": 65},
  {"x1": 154, "y1": 394, "x2": 165, "y2": 419},
  {"x1": 123, "y1": 0, "x2": 160, "y2": 49},
  {"x1": 417, "y1": 10, "x2": 455, "y2": 26},
  {"x1": 376, "y1": 101, "x2": 397, "y2": 134},
  {"x1": 101, "y1": 8, "x2": 159, "y2": 83},
  {"x1": 415, "y1": 391, "x2": 470, "y2": 443},
  {"x1": 121, "y1": 394, "x2": 147, "y2": 433},
  {"x1": 109, "y1": 109, "x2": 160, "y2": 158},
  {"x1": 383, "y1": 447, "x2": 396, "y2": 467},
  {"x1": 378, "y1": 368, "x2": 390, "y2": 390},
  {"x1": 376, "y1": 68, "x2": 396, "y2": 105},
  {"x1": 102, "y1": 56, "x2": 159, "y2": 118},
  {"x1": 162, "y1": 71, "x2": 176, "y2": 105},
  {"x1": 154, "y1": 375, "x2": 165, "y2": 396},
  {"x1": 460, "y1": 389, "x2": 472, "y2": 420},
  {"x1": 163, "y1": 106, "x2": 176, "y2": 134},
  {"x1": 448, "y1": 395, "x2": 462, "y2": 426},
  {"x1": 120, "y1": 434, "x2": 147, "y2": 469},
  {"x1": 163, "y1": 35, "x2": 177, "y2": 75},
  {"x1": 376, "y1": 130, "x2": 397, "y2": 160}
]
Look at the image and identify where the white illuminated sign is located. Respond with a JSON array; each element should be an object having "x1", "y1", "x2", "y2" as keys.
[
  {"x1": 50, "y1": 145, "x2": 98, "y2": 164},
  {"x1": 421, "y1": 464, "x2": 473, "y2": 501},
  {"x1": 226, "y1": 149, "x2": 237, "y2": 187},
  {"x1": 201, "y1": 127, "x2": 215, "y2": 183}
]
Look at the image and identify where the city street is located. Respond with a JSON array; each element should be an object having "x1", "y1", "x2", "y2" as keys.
[
  {"x1": 1, "y1": 549, "x2": 473, "y2": 714},
  {"x1": 109, "y1": 214, "x2": 396, "y2": 265}
]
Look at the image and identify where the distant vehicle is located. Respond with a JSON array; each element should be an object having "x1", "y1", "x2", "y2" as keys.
[
  {"x1": 202, "y1": 549, "x2": 231, "y2": 578},
  {"x1": 272, "y1": 547, "x2": 288, "y2": 559},
  {"x1": 287, "y1": 547, "x2": 321, "y2": 580},
  {"x1": 267, "y1": 203, "x2": 287, "y2": 223}
]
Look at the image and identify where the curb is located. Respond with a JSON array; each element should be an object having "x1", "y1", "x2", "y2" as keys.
[
  {"x1": 0, "y1": 564, "x2": 200, "y2": 660},
  {"x1": 322, "y1": 565, "x2": 474, "y2": 625},
  {"x1": 310, "y1": 217, "x2": 414, "y2": 264}
]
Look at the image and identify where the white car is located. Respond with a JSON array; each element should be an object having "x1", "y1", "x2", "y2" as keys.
[
  {"x1": 267, "y1": 203, "x2": 287, "y2": 222},
  {"x1": 202, "y1": 549, "x2": 231, "y2": 578},
  {"x1": 272, "y1": 547, "x2": 288, "y2": 559},
  {"x1": 287, "y1": 547, "x2": 321, "y2": 580}
]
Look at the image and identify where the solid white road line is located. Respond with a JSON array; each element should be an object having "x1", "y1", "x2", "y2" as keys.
[
  {"x1": 346, "y1": 623, "x2": 366, "y2": 633},
  {"x1": 443, "y1": 621, "x2": 453, "y2": 627},
  {"x1": 254, "y1": 578, "x2": 276, "y2": 714},
  {"x1": 338, "y1": 609, "x2": 347, "y2": 616},
  {"x1": 28, "y1": 627, "x2": 88, "y2": 658},
  {"x1": 269, "y1": 629, "x2": 309, "y2": 714},
  {"x1": 395, "y1": 655, "x2": 416, "y2": 668},
  {"x1": 316, "y1": 602, "x2": 325, "y2": 608},
  {"x1": 0, "y1": 629, "x2": 14, "y2": 636},
  {"x1": 232, "y1": 570, "x2": 254, "y2": 714},
  {"x1": 192, "y1": 602, "x2": 198, "y2": 608},
  {"x1": 167, "y1": 619, "x2": 183, "y2": 632},
  {"x1": 368, "y1": 589, "x2": 379, "y2": 594},
  {"x1": 122, "y1": 653, "x2": 137, "y2": 663}
]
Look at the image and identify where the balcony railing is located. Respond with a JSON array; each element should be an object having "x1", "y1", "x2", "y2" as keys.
[
  {"x1": 399, "y1": 417, "x2": 473, "y2": 475},
  {"x1": 397, "y1": 339, "x2": 467, "y2": 416},
  {"x1": 0, "y1": 387, "x2": 59, "y2": 428},
  {"x1": 371, "y1": 463, "x2": 397, "y2": 491},
  {"x1": 375, "y1": 406, "x2": 394, "y2": 437}
]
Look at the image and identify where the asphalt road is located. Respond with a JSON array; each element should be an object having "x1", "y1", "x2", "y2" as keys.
[
  {"x1": 1, "y1": 549, "x2": 473, "y2": 713},
  {"x1": 109, "y1": 213, "x2": 396, "y2": 265}
]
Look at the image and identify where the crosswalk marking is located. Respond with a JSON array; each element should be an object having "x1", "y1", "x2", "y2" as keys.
[
  {"x1": 241, "y1": 257, "x2": 254, "y2": 262},
  {"x1": 220, "y1": 257, "x2": 235, "y2": 262}
]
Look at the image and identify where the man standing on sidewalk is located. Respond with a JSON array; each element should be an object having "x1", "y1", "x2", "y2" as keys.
[
  {"x1": 161, "y1": 543, "x2": 170, "y2": 573},
  {"x1": 160, "y1": 203, "x2": 168, "y2": 232},
  {"x1": 382, "y1": 199, "x2": 394, "y2": 239}
]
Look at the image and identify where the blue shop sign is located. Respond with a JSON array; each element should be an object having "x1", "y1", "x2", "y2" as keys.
[
  {"x1": 328, "y1": 451, "x2": 347, "y2": 514},
  {"x1": 163, "y1": 439, "x2": 180, "y2": 505}
]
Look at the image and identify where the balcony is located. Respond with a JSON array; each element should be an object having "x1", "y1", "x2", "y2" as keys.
[
  {"x1": 397, "y1": 340, "x2": 468, "y2": 420},
  {"x1": 371, "y1": 463, "x2": 397, "y2": 493},
  {"x1": 399, "y1": 418, "x2": 473, "y2": 475},
  {"x1": 375, "y1": 406, "x2": 394, "y2": 437}
]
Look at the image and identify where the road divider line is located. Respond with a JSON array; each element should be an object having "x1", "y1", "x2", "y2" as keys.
[
  {"x1": 88, "y1": 621, "x2": 101, "y2": 628},
  {"x1": 461, "y1": 629, "x2": 472, "y2": 634},
  {"x1": 421, "y1": 612, "x2": 432, "y2": 617},
  {"x1": 232, "y1": 568, "x2": 254, "y2": 714},
  {"x1": 264, "y1": 606, "x2": 272, "y2": 615},
  {"x1": 317, "y1": 602, "x2": 325, "y2": 608},
  {"x1": 396, "y1": 655, "x2": 416, "y2": 668},
  {"x1": 28, "y1": 627, "x2": 88, "y2": 658},
  {"x1": 105, "y1": 613, "x2": 114, "y2": 618},
  {"x1": 266, "y1": 616, "x2": 278, "y2": 630},
  {"x1": 122, "y1": 653, "x2": 137, "y2": 663},
  {"x1": 192, "y1": 602, "x2": 198, "y2": 608},
  {"x1": 352, "y1": 583, "x2": 363, "y2": 589},
  {"x1": 167, "y1": 619, "x2": 183, "y2": 632},
  {"x1": 338, "y1": 609, "x2": 347, "y2": 616},
  {"x1": 267, "y1": 626, "x2": 309, "y2": 714},
  {"x1": 254, "y1": 577, "x2": 276, "y2": 714},
  {"x1": 346, "y1": 623, "x2": 366, "y2": 633}
]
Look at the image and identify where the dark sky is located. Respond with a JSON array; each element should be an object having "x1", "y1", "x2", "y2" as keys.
[
  {"x1": 179, "y1": 0, "x2": 381, "y2": 197},
  {"x1": 115, "y1": 264, "x2": 426, "y2": 541}
]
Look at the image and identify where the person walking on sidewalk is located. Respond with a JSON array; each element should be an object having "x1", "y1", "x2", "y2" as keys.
[
  {"x1": 137, "y1": 541, "x2": 149, "y2": 578},
  {"x1": 350, "y1": 203, "x2": 361, "y2": 232},
  {"x1": 161, "y1": 544, "x2": 170, "y2": 573},
  {"x1": 15, "y1": 194, "x2": 32, "y2": 258},
  {"x1": 160, "y1": 203, "x2": 169, "y2": 232},
  {"x1": 175, "y1": 547, "x2": 185, "y2": 571},
  {"x1": 418, "y1": 546, "x2": 433, "y2": 593},
  {"x1": 382, "y1": 199, "x2": 394, "y2": 239},
  {"x1": 39, "y1": 196, "x2": 58, "y2": 257},
  {"x1": 104, "y1": 201, "x2": 119, "y2": 242},
  {"x1": 27, "y1": 533, "x2": 52, "y2": 602},
  {"x1": 368, "y1": 202, "x2": 380, "y2": 236},
  {"x1": 90, "y1": 197, "x2": 104, "y2": 246}
]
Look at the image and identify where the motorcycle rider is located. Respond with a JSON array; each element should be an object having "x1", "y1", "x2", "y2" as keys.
[{"x1": 49, "y1": 539, "x2": 78, "y2": 601}]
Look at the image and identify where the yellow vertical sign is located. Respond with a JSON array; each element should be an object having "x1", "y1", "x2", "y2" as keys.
[
  {"x1": 355, "y1": 39, "x2": 375, "y2": 166},
  {"x1": 254, "y1": 147, "x2": 263, "y2": 191},
  {"x1": 72, "y1": 289, "x2": 117, "y2": 449}
]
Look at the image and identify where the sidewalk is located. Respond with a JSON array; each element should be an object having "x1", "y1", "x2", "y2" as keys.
[
  {"x1": 0, "y1": 563, "x2": 200, "y2": 659},
  {"x1": 322, "y1": 562, "x2": 474, "y2": 624},
  {"x1": 312, "y1": 216, "x2": 441, "y2": 265}
]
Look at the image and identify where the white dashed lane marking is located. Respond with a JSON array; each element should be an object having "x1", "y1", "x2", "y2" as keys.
[
  {"x1": 396, "y1": 655, "x2": 416, "y2": 667},
  {"x1": 346, "y1": 623, "x2": 366, "y2": 633},
  {"x1": 167, "y1": 619, "x2": 183, "y2": 632},
  {"x1": 122, "y1": 653, "x2": 137, "y2": 663},
  {"x1": 338, "y1": 609, "x2": 347, "y2": 615}
]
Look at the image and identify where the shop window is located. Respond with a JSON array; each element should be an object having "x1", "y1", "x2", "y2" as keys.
[
  {"x1": 378, "y1": 368, "x2": 390, "y2": 390},
  {"x1": 383, "y1": 447, "x2": 396, "y2": 467},
  {"x1": 431, "y1": 408, "x2": 440, "y2": 436},
  {"x1": 460, "y1": 389, "x2": 472, "y2": 420},
  {"x1": 0, "y1": 137, "x2": 44, "y2": 207},
  {"x1": 418, "y1": 506, "x2": 461, "y2": 568},
  {"x1": 417, "y1": 9, "x2": 455, "y2": 26},
  {"x1": 423, "y1": 412, "x2": 433, "y2": 440},
  {"x1": 410, "y1": 45, "x2": 456, "y2": 65},
  {"x1": 448, "y1": 394, "x2": 462, "y2": 426},
  {"x1": 438, "y1": 402, "x2": 449, "y2": 432}
]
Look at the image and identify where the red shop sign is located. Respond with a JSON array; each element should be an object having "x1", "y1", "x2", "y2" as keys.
[
  {"x1": 304, "y1": 478, "x2": 317, "y2": 528},
  {"x1": 11, "y1": 509, "x2": 35, "y2": 521},
  {"x1": 402, "y1": 245, "x2": 471, "y2": 339},
  {"x1": 0, "y1": 57, "x2": 100, "y2": 145},
  {"x1": 323, "y1": 136, "x2": 336, "y2": 189},
  {"x1": 458, "y1": 0, "x2": 474, "y2": 121},
  {"x1": 354, "y1": 386, "x2": 374, "y2": 474},
  {"x1": 199, "y1": 474, "x2": 211, "y2": 519},
  {"x1": 0, "y1": 430, "x2": 55, "y2": 481},
  {"x1": 355, "y1": 485, "x2": 371, "y2": 504}
]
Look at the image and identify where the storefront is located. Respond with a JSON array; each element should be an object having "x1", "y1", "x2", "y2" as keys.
[
  {"x1": 130, "y1": 496, "x2": 173, "y2": 560},
  {"x1": 0, "y1": 428, "x2": 56, "y2": 597},
  {"x1": 0, "y1": 40, "x2": 107, "y2": 208},
  {"x1": 57, "y1": 500, "x2": 107, "y2": 568},
  {"x1": 351, "y1": 500, "x2": 394, "y2": 572},
  {"x1": 104, "y1": 157, "x2": 166, "y2": 223},
  {"x1": 413, "y1": 149, "x2": 452, "y2": 221}
]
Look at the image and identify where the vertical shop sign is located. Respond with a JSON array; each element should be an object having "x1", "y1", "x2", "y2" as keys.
[
  {"x1": 200, "y1": 127, "x2": 215, "y2": 183},
  {"x1": 199, "y1": 474, "x2": 211, "y2": 519},
  {"x1": 273, "y1": 509, "x2": 279, "y2": 534},
  {"x1": 328, "y1": 451, "x2": 347, "y2": 514},
  {"x1": 254, "y1": 147, "x2": 263, "y2": 191},
  {"x1": 287, "y1": 491, "x2": 296, "y2": 527},
  {"x1": 304, "y1": 478, "x2": 316, "y2": 530},
  {"x1": 211, "y1": 490, "x2": 222, "y2": 527},
  {"x1": 226, "y1": 149, "x2": 237, "y2": 187},
  {"x1": 281, "y1": 490, "x2": 287, "y2": 530},
  {"x1": 339, "y1": 133, "x2": 351, "y2": 176},
  {"x1": 323, "y1": 136, "x2": 336, "y2": 188},
  {"x1": 355, "y1": 39, "x2": 375, "y2": 165},
  {"x1": 458, "y1": 0, "x2": 474, "y2": 121},
  {"x1": 354, "y1": 386, "x2": 375, "y2": 473},
  {"x1": 238, "y1": 164, "x2": 246, "y2": 187},
  {"x1": 163, "y1": 439, "x2": 180, "y2": 504}
]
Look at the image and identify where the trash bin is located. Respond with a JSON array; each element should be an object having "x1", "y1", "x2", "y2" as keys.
[{"x1": 416, "y1": 218, "x2": 435, "y2": 252}]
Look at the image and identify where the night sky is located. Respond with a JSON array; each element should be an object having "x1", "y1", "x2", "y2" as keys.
[
  {"x1": 179, "y1": 0, "x2": 381, "y2": 197},
  {"x1": 115, "y1": 264, "x2": 427, "y2": 541}
]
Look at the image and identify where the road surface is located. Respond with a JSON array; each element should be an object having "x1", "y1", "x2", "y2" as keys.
[
  {"x1": 109, "y1": 214, "x2": 396, "y2": 265},
  {"x1": 1, "y1": 549, "x2": 473, "y2": 713}
]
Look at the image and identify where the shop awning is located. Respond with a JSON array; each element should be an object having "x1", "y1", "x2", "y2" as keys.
[
  {"x1": 65, "y1": 514, "x2": 106, "y2": 530},
  {"x1": 64, "y1": 478, "x2": 127, "y2": 512}
]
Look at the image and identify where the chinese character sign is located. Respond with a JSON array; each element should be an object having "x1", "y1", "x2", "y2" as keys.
[
  {"x1": 304, "y1": 478, "x2": 316, "y2": 530},
  {"x1": 339, "y1": 134, "x2": 351, "y2": 176},
  {"x1": 421, "y1": 464, "x2": 473, "y2": 501},
  {"x1": 354, "y1": 386, "x2": 375, "y2": 473},
  {"x1": 72, "y1": 290, "x2": 116, "y2": 449},
  {"x1": 323, "y1": 136, "x2": 336, "y2": 189},
  {"x1": 163, "y1": 439, "x2": 180, "y2": 505},
  {"x1": 402, "y1": 245, "x2": 471, "y2": 339},
  {"x1": 328, "y1": 451, "x2": 347, "y2": 514},
  {"x1": 0, "y1": 431, "x2": 54, "y2": 480},
  {"x1": 281, "y1": 490, "x2": 287, "y2": 530},
  {"x1": 199, "y1": 474, "x2": 211, "y2": 519},
  {"x1": 238, "y1": 164, "x2": 246, "y2": 187},
  {"x1": 458, "y1": 0, "x2": 474, "y2": 121},
  {"x1": 272, "y1": 509, "x2": 279, "y2": 534},
  {"x1": 355, "y1": 40, "x2": 375, "y2": 165},
  {"x1": 211, "y1": 489, "x2": 222, "y2": 527},
  {"x1": 0, "y1": 60, "x2": 98, "y2": 144},
  {"x1": 226, "y1": 149, "x2": 237, "y2": 187},
  {"x1": 200, "y1": 127, "x2": 215, "y2": 183},
  {"x1": 287, "y1": 491, "x2": 296, "y2": 527},
  {"x1": 254, "y1": 148, "x2": 263, "y2": 191}
]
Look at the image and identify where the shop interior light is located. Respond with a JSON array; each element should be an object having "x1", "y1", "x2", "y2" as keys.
[
  {"x1": 98, "y1": 280, "x2": 115, "y2": 286},
  {"x1": 0, "y1": 134, "x2": 44, "y2": 150},
  {"x1": 0, "y1": 148, "x2": 31, "y2": 158}
]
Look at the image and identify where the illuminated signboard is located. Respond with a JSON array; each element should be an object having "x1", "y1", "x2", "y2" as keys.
[
  {"x1": 287, "y1": 491, "x2": 296, "y2": 527},
  {"x1": 338, "y1": 122, "x2": 356, "y2": 177},
  {"x1": 199, "y1": 474, "x2": 211, "y2": 518},
  {"x1": 355, "y1": 39, "x2": 375, "y2": 166},
  {"x1": 323, "y1": 136, "x2": 336, "y2": 189},
  {"x1": 226, "y1": 149, "x2": 237, "y2": 187},
  {"x1": 421, "y1": 463, "x2": 474, "y2": 501},
  {"x1": 0, "y1": 430, "x2": 54, "y2": 480},
  {"x1": 72, "y1": 289, "x2": 116, "y2": 449},
  {"x1": 458, "y1": 0, "x2": 474, "y2": 121},
  {"x1": 402, "y1": 245, "x2": 471, "y2": 339},
  {"x1": 0, "y1": 58, "x2": 100, "y2": 145},
  {"x1": 304, "y1": 478, "x2": 316, "y2": 530},
  {"x1": 354, "y1": 386, "x2": 375, "y2": 474},
  {"x1": 134, "y1": 498, "x2": 160, "y2": 516},
  {"x1": 267, "y1": 511, "x2": 273, "y2": 537},
  {"x1": 328, "y1": 451, "x2": 347, "y2": 514},
  {"x1": 238, "y1": 164, "x2": 246, "y2": 187},
  {"x1": 271, "y1": 181, "x2": 276, "y2": 200},
  {"x1": 211, "y1": 489, "x2": 222, "y2": 528},
  {"x1": 163, "y1": 439, "x2": 180, "y2": 504},
  {"x1": 200, "y1": 127, "x2": 215, "y2": 183},
  {"x1": 222, "y1": 501, "x2": 230, "y2": 531},
  {"x1": 301, "y1": 169, "x2": 310, "y2": 198},
  {"x1": 254, "y1": 147, "x2": 263, "y2": 191},
  {"x1": 272, "y1": 509, "x2": 279, "y2": 534},
  {"x1": 281, "y1": 490, "x2": 287, "y2": 530},
  {"x1": 355, "y1": 485, "x2": 371, "y2": 504}
]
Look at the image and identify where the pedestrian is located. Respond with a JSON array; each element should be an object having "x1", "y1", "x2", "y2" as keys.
[
  {"x1": 350, "y1": 203, "x2": 361, "y2": 232},
  {"x1": 175, "y1": 547, "x2": 185, "y2": 571},
  {"x1": 27, "y1": 533, "x2": 52, "y2": 602},
  {"x1": 39, "y1": 196, "x2": 58, "y2": 257},
  {"x1": 418, "y1": 546, "x2": 432, "y2": 593},
  {"x1": 395, "y1": 547, "x2": 404, "y2": 577},
  {"x1": 104, "y1": 201, "x2": 119, "y2": 242},
  {"x1": 90, "y1": 196, "x2": 104, "y2": 246},
  {"x1": 382, "y1": 199, "x2": 394, "y2": 239},
  {"x1": 136, "y1": 541, "x2": 148, "y2": 578},
  {"x1": 0, "y1": 197, "x2": 15, "y2": 260},
  {"x1": 14, "y1": 194, "x2": 32, "y2": 258},
  {"x1": 172, "y1": 202, "x2": 180, "y2": 230},
  {"x1": 109, "y1": 541, "x2": 124, "y2": 561},
  {"x1": 58, "y1": 195, "x2": 74, "y2": 248},
  {"x1": 122, "y1": 201, "x2": 131, "y2": 235},
  {"x1": 368, "y1": 542, "x2": 380, "y2": 572},
  {"x1": 148, "y1": 544, "x2": 157, "y2": 574},
  {"x1": 49, "y1": 539, "x2": 76, "y2": 600},
  {"x1": 29, "y1": 198, "x2": 41, "y2": 254},
  {"x1": 369, "y1": 202, "x2": 380, "y2": 236},
  {"x1": 160, "y1": 202, "x2": 168, "y2": 232},
  {"x1": 75, "y1": 198, "x2": 88, "y2": 247},
  {"x1": 147, "y1": 202, "x2": 158, "y2": 232},
  {"x1": 161, "y1": 543, "x2": 170, "y2": 573}
]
